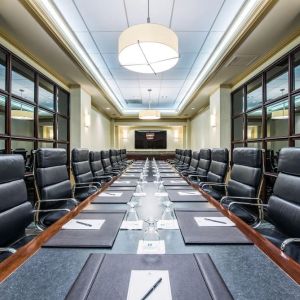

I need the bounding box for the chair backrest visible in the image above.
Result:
[35,148,72,208]
[196,149,211,175]
[121,149,126,161]
[227,148,262,198]
[89,151,105,177]
[268,148,300,237]
[72,148,93,184]
[179,150,187,163]
[109,149,118,166]
[207,148,229,184]
[189,151,200,170]
[0,155,32,246]
[101,150,113,172]
[13,148,27,163]
[116,150,122,162]
[175,149,181,161]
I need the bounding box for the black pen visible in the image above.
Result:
[204,218,227,224]
[76,220,92,227]
[141,277,162,300]
[104,192,116,195]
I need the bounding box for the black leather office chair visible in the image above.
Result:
[121,149,133,164]
[219,148,263,225]
[228,148,300,262]
[101,150,122,175]
[89,151,115,181]
[175,150,192,170]
[188,149,211,183]
[181,151,200,176]
[199,148,229,200]
[34,148,79,228]
[72,148,101,197]
[171,149,184,165]
[167,149,181,164]
[110,149,126,170]
[0,155,34,260]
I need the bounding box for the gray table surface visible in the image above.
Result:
[1,171,300,300]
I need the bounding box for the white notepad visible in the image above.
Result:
[137,240,166,254]
[170,180,185,183]
[178,191,200,196]
[99,192,122,197]
[133,192,146,197]
[62,219,105,230]
[194,217,235,227]
[154,192,168,197]
[127,270,172,300]
[121,220,144,230]
[115,181,131,184]
[157,220,179,230]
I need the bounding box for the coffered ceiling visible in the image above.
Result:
[49,0,257,114]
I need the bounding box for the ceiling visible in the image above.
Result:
[51,0,254,113]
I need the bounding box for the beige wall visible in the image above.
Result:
[70,87,111,150]
[190,87,231,150]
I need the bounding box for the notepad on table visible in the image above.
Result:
[170,180,185,183]
[121,220,143,230]
[157,220,179,230]
[133,192,146,197]
[99,192,122,197]
[127,270,172,300]
[154,192,168,197]
[137,240,165,254]
[194,217,235,227]
[62,219,105,230]
[178,191,200,196]
[115,181,131,184]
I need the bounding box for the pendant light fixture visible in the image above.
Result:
[139,89,161,120]
[118,0,179,74]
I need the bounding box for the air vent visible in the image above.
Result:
[226,55,257,67]
[125,99,143,104]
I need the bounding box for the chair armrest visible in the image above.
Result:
[95,175,113,181]
[75,182,100,189]
[33,208,71,213]
[221,196,263,206]
[201,182,227,189]
[38,198,78,205]
[281,238,300,251]
[0,247,17,254]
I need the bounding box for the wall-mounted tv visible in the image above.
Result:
[135,130,167,149]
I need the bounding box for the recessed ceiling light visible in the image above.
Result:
[106,107,110,110]
[191,107,195,110]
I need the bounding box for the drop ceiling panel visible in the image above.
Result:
[177,32,208,53]
[74,0,127,31]
[171,0,224,31]
[125,0,173,27]
[91,32,120,53]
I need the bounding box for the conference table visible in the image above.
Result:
[0,161,299,299]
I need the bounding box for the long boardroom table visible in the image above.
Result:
[0,161,299,299]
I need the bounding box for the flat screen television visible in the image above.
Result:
[135,130,167,149]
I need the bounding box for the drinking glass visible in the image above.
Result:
[125,202,139,222]
[161,202,175,221]
[143,218,160,242]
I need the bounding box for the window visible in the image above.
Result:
[0,95,6,134]
[266,58,288,101]
[57,143,68,151]
[57,115,68,141]
[0,50,6,91]
[294,94,300,134]
[266,99,288,138]
[39,77,54,110]
[232,89,244,116]
[57,89,69,116]
[233,143,244,148]
[12,58,35,102]
[247,141,262,149]
[0,45,70,170]
[11,99,35,137]
[38,109,54,139]
[293,50,300,91]
[233,116,244,141]
[266,140,289,172]
[247,76,262,110]
[247,108,262,139]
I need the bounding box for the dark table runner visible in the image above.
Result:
[65,253,233,300]
[175,211,252,245]
[167,189,208,202]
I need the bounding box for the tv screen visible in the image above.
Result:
[135,130,167,149]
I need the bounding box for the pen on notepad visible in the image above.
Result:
[104,192,116,195]
[203,218,227,224]
[76,221,92,227]
[140,277,162,300]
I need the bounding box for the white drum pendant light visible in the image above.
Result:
[118,0,178,74]
[139,89,161,120]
